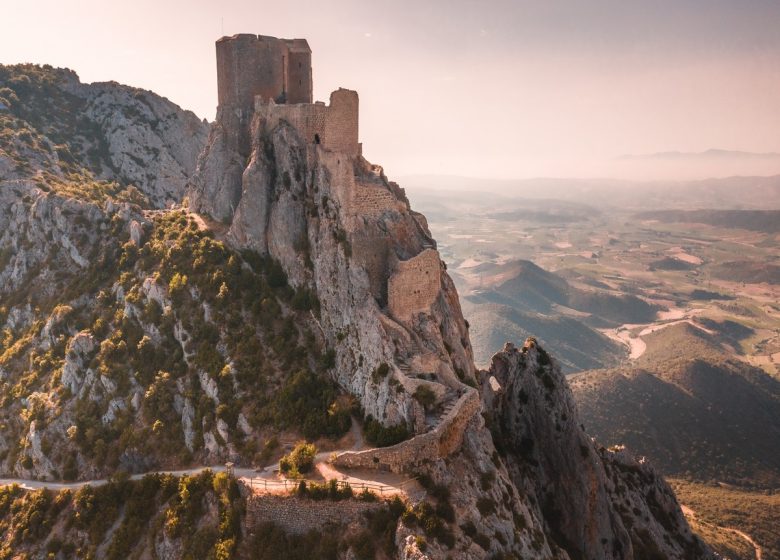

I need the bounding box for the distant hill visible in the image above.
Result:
[571,323,780,488]
[636,209,780,234]
[619,149,780,161]
[480,259,658,325]
[710,260,780,284]
[456,259,659,371]
[462,300,625,371]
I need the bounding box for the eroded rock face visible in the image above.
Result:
[481,339,713,560]
[62,72,209,207]
[189,104,475,432]
[0,66,207,208]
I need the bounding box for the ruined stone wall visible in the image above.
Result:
[352,181,405,217]
[388,249,442,322]
[244,494,383,535]
[256,89,360,157]
[286,41,313,104]
[333,388,482,473]
[217,34,286,108]
[323,89,359,156]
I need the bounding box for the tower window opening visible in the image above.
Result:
[314,134,321,144]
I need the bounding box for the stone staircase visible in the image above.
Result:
[425,388,457,429]
[438,389,459,421]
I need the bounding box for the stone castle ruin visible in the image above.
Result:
[216,34,360,157]
[208,35,479,472]
[215,33,440,319]
[216,34,313,108]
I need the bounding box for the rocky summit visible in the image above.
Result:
[0,38,712,560]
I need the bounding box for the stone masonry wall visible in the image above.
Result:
[388,249,442,322]
[352,181,405,217]
[285,41,312,104]
[256,88,359,157]
[244,493,383,535]
[333,388,482,474]
[216,34,312,109]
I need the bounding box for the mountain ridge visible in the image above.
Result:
[0,60,712,559]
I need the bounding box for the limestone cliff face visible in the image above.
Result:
[1,65,208,208]
[482,340,712,560]
[189,102,475,430]
[1,62,713,560]
[188,100,712,559]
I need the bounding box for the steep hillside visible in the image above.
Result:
[669,479,780,560]
[0,64,207,207]
[571,323,780,487]
[0,59,711,560]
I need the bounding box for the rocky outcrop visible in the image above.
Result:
[481,339,713,559]
[0,65,208,207]
[0,60,714,560]
[189,100,475,433]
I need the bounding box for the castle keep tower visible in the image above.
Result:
[216,34,313,109]
[215,33,360,158]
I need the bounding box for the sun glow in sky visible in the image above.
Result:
[2,0,779,180]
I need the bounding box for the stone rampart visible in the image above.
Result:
[244,493,383,535]
[256,88,359,157]
[388,249,442,322]
[352,182,405,217]
[332,388,481,473]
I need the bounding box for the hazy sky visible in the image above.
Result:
[2,0,779,179]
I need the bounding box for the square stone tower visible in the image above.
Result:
[216,34,313,110]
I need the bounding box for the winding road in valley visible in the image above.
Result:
[681,505,763,560]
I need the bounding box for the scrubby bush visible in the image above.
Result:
[363,415,409,447]
[279,441,316,477]
[413,385,437,409]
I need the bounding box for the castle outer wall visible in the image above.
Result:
[255,89,360,158]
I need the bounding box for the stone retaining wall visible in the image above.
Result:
[333,388,482,474]
[244,493,383,535]
[387,249,442,322]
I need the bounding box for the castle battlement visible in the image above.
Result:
[216,34,359,158]
[255,88,360,157]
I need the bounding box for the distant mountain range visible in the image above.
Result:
[618,149,780,161]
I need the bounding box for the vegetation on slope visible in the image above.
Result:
[571,324,780,487]
[669,479,779,560]
[0,470,242,560]
[0,209,351,478]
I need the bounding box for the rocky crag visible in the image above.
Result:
[0,43,713,560]
[183,34,713,559]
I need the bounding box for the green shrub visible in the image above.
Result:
[363,415,409,447]
[279,441,316,477]
[413,385,437,409]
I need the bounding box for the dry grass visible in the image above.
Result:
[669,478,780,560]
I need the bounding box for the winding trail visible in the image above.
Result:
[0,422,420,499]
[681,504,763,560]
